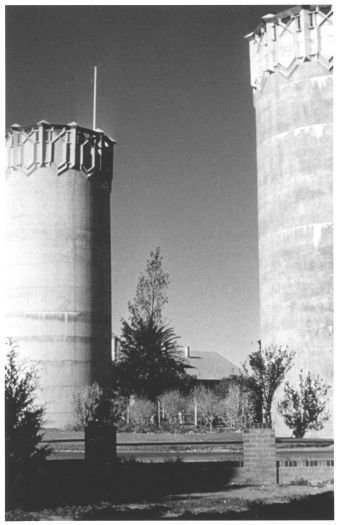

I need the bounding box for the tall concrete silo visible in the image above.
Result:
[246,6,333,434]
[5,121,115,428]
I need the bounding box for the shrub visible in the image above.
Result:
[107,392,130,429]
[129,398,157,431]
[73,383,103,429]
[192,387,224,431]
[278,370,330,437]
[159,390,189,427]
[215,375,256,428]
[290,478,309,486]
[218,382,252,428]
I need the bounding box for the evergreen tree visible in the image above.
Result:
[127,247,169,325]
[5,338,50,473]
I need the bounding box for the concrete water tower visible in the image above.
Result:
[5,121,115,428]
[246,6,333,434]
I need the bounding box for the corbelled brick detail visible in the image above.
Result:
[243,425,276,485]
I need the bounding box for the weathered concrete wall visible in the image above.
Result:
[5,122,115,428]
[246,6,333,435]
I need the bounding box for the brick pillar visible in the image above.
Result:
[243,423,276,485]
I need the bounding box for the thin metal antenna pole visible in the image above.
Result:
[93,66,97,130]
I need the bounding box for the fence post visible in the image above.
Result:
[243,423,276,485]
[85,421,117,468]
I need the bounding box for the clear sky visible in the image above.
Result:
[6,4,289,367]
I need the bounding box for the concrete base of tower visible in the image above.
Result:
[39,382,108,430]
[6,330,112,429]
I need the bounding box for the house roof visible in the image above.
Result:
[184,351,241,381]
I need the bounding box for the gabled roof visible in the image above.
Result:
[184,351,241,381]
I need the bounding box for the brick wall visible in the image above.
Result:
[241,425,334,486]
[277,448,334,485]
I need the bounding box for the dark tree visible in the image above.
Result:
[115,317,188,401]
[127,247,169,325]
[243,341,295,424]
[5,338,50,505]
[278,370,329,437]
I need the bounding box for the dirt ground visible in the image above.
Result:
[6,482,334,520]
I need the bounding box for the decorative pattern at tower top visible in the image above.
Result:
[6,120,116,191]
[245,5,333,93]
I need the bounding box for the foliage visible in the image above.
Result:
[160,390,189,426]
[116,317,188,401]
[108,389,130,424]
[128,247,169,325]
[73,383,103,428]
[129,398,157,430]
[243,341,295,424]
[5,338,50,496]
[192,387,224,431]
[73,383,132,429]
[289,478,310,486]
[214,375,238,399]
[219,383,243,427]
[167,372,197,397]
[215,374,262,424]
[278,370,330,437]
[215,375,255,428]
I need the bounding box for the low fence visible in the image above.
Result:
[42,434,244,461]
[7,425,334,510]
[41,425,334,486]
